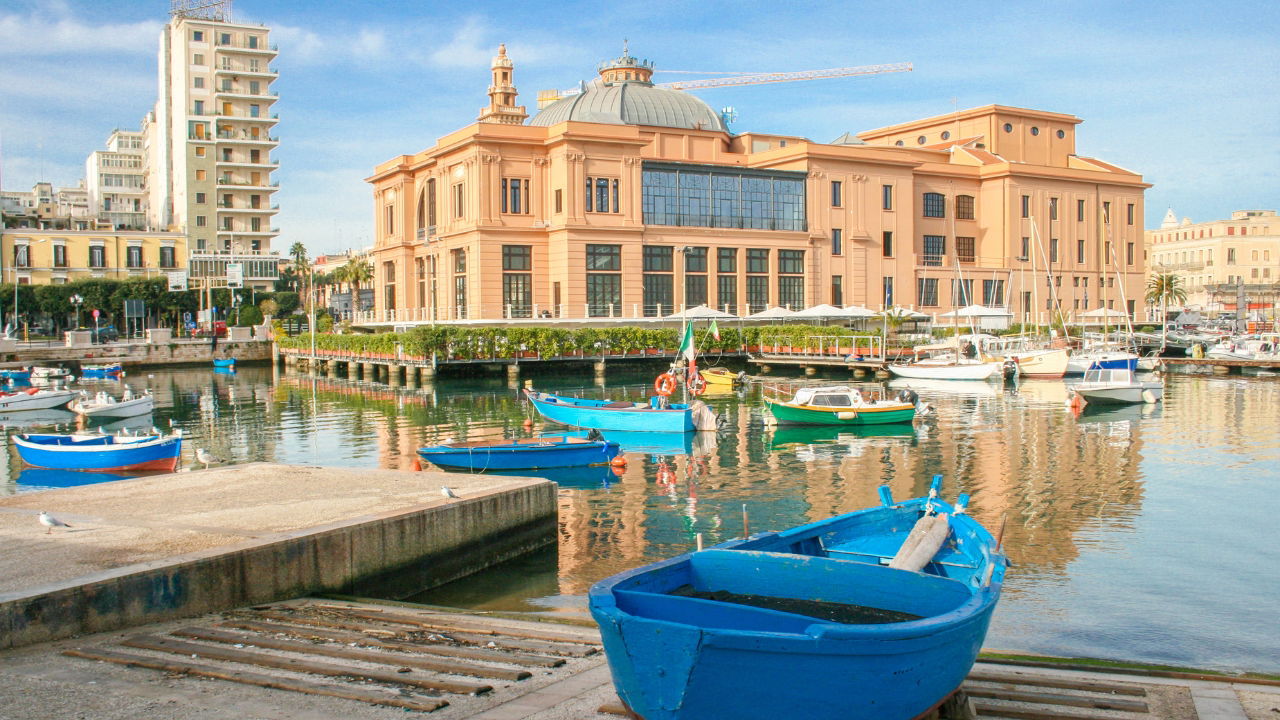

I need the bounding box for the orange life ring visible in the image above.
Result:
[687,374,707,396]
[654,372,678,396]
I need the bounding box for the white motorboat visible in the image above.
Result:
[1065,349,1139,375]
[30,366,72,379]
[70,387,155,418]
[1071,369,1163,406]
[1206,335,1279,361]
[0,388,79,412]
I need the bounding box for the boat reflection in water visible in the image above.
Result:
[0,409,77,429]
[1009,379,1071,406]
[559,428,719,458]
[768,423,916,448]
[1075,402,1163,423]
[15,466,167,491]
[488,464,623,488]
[889,377,1002,397]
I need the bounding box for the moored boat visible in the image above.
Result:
[699,367,744,386]
[764,384,918,426]
[417,435,620,471]
[30,366,72,380]
[81,363,124,378]
[1064,350,1138,375]
[1071,368,1163,406]
[69,388,155,418]
[213,358,237,368]
[0,368,32,382]
[13,430,183,472]
[524,388,718,432]
[887,358,1001,381]
[590,476,1007,720]
[0,388,78,412]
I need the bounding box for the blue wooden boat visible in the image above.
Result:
[589,476,1007,720]
[417,435,620,471]
[0,368,31,382]
[80,363,124,378]
[523,388,717,433]
[212,358,236,368]
[13,431,183,472]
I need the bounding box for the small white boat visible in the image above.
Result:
[30,366,72,379]
[1206,335,1279,361]
[1072,369,1163,406]
[70,387,155,418]
[887,358,1001,381]
[0,388,78,412]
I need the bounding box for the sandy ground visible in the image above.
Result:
[0,464,544,596]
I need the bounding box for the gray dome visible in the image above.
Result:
[530,81,728,133]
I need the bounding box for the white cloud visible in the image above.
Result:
[271,24,326,65]
[427,17,492,69]
[0,7,160,56]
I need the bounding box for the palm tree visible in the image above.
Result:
[342,257,373,312]
[288,242,310,286]
[1146,273,1187,348]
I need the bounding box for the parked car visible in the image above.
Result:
[84,325,119,343]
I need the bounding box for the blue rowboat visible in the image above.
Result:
[590,476,1007,720]
[523,388,717,433]
[213,358,237,368]
[13,431,183,472]
[417,435,620,471]
[80,363,124,378]
[0,368,31,382]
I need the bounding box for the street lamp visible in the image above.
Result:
[70,294,84,329]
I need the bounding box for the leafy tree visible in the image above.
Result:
[237,305,264,326]
[343,256,373,294]
[258,298,279,317]
[1145,273,1187,308]
[273,291,300,315]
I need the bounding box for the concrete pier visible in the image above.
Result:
[0,464,555,650]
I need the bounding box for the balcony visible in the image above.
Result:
[216,112,279,125]
[215,177,280,190]
[214,88,279,101]
[216,205,279,215]
[213,65,279,78]
[214,157,279,169]
[215,131,278,144]
[214,40,278,56]
[188,250,282,280]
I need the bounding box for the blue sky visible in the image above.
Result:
[2,0,1277,256]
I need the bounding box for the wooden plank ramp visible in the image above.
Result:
[61,598,605,716]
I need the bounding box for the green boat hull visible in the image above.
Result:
[766,400,916,426]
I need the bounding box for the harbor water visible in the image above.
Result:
[4,363,1277,675]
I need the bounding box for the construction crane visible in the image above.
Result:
[538,62,912,108]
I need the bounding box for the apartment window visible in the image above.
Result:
[949,196,972,221]
[1021,194,1030,218]
[882,184,893,210]
[831,275,843,305]
[159,247,175,268]
[923,235,945,266]
[1077,199,1086,222]
[1127,242,1134,266]
[882,231,893,258]
[831,228,842,256]
[501,178,529,214]
[219,32,231,45]
[746,248,769,274]
[684,246,707,273]
[249,217,261,231]
[831,180,842,207]
[195,215,207,227]
[126,246,143,268]
[917,278,939,307]
[196,169,206,181]
[554,189,563,214]
[923,192,945,218]
[717,275,737,312]
[956,236,975,263]
[248,35,260,49]
[89,246,106,268]
[53,245,67,268]
[1227,248,1236,264]
[13,245,29,268]
[1049,238,1059,263]
[194,100,205,115]
[1049,197,1059,221]
[1127,203,1135,225]
[193,30,204,41]
[194,77,204,89]
[249,80,260,94]
[193,53,204,65]
[882,276,894,306]
[452,183,464,218]
[195,146,206,157]
[1077,239,1085,263]
[717,247,737,273]
[249,104,260,118]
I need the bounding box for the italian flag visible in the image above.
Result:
[679,321,696,362]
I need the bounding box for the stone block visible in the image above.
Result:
[64,331,93,348]
[0,337,15,352]
[146,328,173,344]
[226,326,253,342]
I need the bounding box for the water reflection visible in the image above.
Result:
[1,364,1276,673]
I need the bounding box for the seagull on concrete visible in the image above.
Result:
[39,511,71,534]
[441,486,460,501]
[196,448,221,469]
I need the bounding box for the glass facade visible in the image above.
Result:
[642,162,806,231]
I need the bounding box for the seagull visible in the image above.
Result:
[441,486,460,501]
[39,511,71,534]
[196,448,221,468]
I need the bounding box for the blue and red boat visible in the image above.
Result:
[523,388,718,433]
[80,363,124,378]
[13,431,183,472]
[589,476,1007,720]
[417,435,620,472]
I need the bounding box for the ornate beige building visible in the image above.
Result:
[367,47,1149,324]
[1147,209,1280,313]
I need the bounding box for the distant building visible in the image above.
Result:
[1,182,96,230]
[0,228,187,287]
[86,129,148,230]
[367,45,1149,324]
[1147,209,1280,313]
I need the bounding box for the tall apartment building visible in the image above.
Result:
[86,129,147,230]
[148,0,280,290]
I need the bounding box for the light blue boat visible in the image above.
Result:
[212,358,237,368]
[523,388,717,433]
[589,476,1007,720]
[417,435,620,471]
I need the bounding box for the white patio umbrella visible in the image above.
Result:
[747,306,798,319]
[664,304,738,320]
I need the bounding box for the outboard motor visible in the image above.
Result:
[896,388,919,406]
[735,370,749,385]
[1002,359,1019,380]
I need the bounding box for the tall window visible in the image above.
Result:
[89,246,106,268]
[777,250,804,308]
[882,231,893,257]
[923,235,945,266]
[585,176,619,213]
[1127,242,1134,266]
[643,246,674,316]
[747,276,769,313]
[54,245,68,268]
[502,245,532,318]
[1102,201,1111,224]
[717,275,737,313]
[554,189,563,213]
[382,261,396,311]
[1077,239,1085,264]
[426,179,437,228]
[452,249,467,319]
[586,244,622,317]
[501,178,529,214]
[1021,194,1030,218]
[685,247,708,307]
[831,275,843,305]
[831,228,842,256]
[1020,236,1030,260]
[1127,203,1135,225]
[923,192,945,218]
[955,195,975,220]
[882,184,893,211]
[126,246,143,268]
[951,278,973,306]
[1077,198,1086,222]
[1049,197,1059,221]
[452,183,464,219]
[717,247,737,273]
[982,279,1005,306]
[1049,238,1059,263]
[830,180,842,207]
[956,237,975,263]
[882,276,894,306]
[917,278,939,307]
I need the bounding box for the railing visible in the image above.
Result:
[753,335,884,362]
[350,303,882,325]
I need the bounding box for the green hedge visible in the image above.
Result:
[274,324,879,360]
